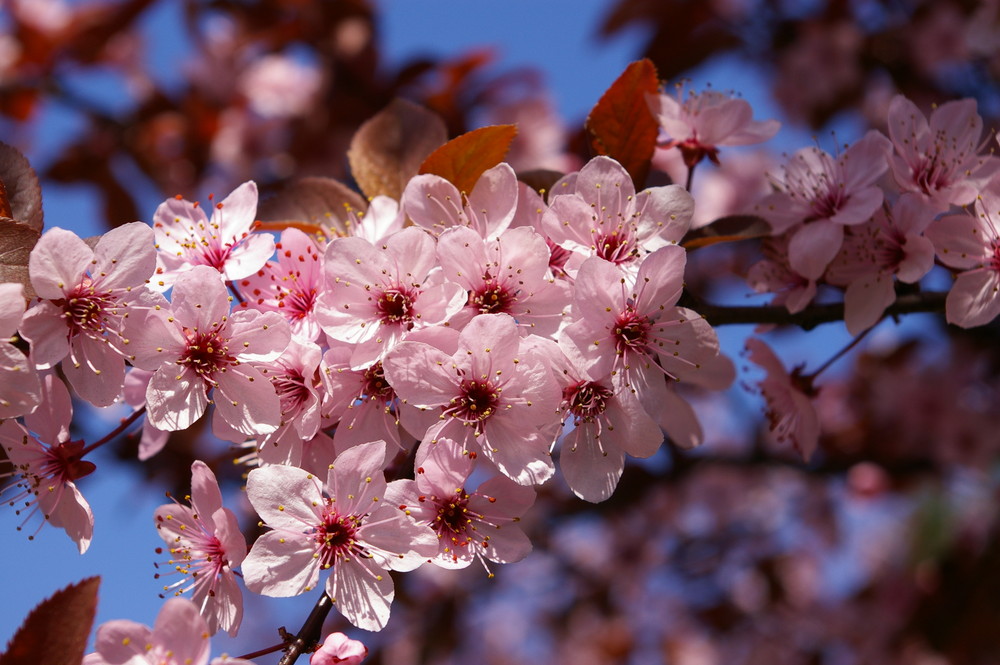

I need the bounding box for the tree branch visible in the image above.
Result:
[276,592,334,665]
[689,291,948,330]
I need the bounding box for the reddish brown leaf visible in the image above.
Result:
[257,177,368,237]
[681,214,771,250]
[418,124,517,195]
[0,576,100,665]
[0,219,40,299]
[349,99,448,201]
[585,59,659,187]
[0,142,43,232]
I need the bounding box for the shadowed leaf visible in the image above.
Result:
[0,219,40,299]
[585,59,659,187]
[257,177,368,237]
[349,99,448,201]
[0,142,43,232]
[418,124,517,195]
[681,214,771,249]
[0,576,100,665]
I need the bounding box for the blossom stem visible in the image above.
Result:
[805,325,875,381]
[276,591,335,665]
[236,642,289,661]
[78,406,146,457]
[685,163,696,192]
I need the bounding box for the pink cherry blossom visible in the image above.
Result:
[82,597,253,665]
[746,233,818,314]
[320,348,410,453]
[383,313,561,486]
[745,337,820,461]
[925,182,1000,327]
[387,437,535,570]
[436,225,568,336]
[126,265,290,435]
[561,246,733,393]
[154,461,247,637]
[317,227,466,369]
[887,94,1000,208]
[646,83,780,168]
[0,373,93,552]
[151,181,275,286]
[559,247,734,449]
[545,156,693,275]
[757,131,892,279]
[312,632,368,665]
[249,338,324,455]
[19,223,157,406]
[826,194,936,334]
[241,440,438,631]
[0,282,40,418]
[402,162,518,239]
[237,227,325,342]
[550,345,663,503]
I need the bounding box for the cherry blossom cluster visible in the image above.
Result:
[5,85,1000,648]
[1,152,733,635]
[750,94,1000,332]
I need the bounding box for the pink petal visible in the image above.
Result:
[946,270,1000,328]
[0,282,25,335]
[246,464,323,528]
[93,620,151,664]
[92,222,156,290]
[327,555,395,631]
[0,342,41,418]
[28,227,92,300]
[170,266,231,330]
[788,221,845,280]
[243,531,322,596]
[227,310,290,362]
[146,366,209,432]
[224,232,276,281]
[152,598,211,665]
[214,364,281,436]
[19,301,70,367]
[560,426,625,502]
[190,460,223,517]
[844,273,896,335]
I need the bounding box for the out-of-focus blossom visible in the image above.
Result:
[238,53,323,118]
[746,337,819,461]
[646,84,779,169]
[887,94,999,207]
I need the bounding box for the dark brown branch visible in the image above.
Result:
[691,291,948,330]
[276,592,334,665]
